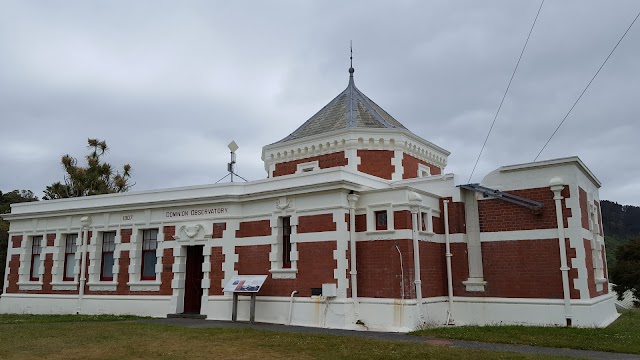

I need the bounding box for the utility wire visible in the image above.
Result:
[467,0,545,183]
[534,9,640,161]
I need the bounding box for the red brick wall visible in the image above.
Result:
[41,254,54,293]
[402,153,441,179]
[452,239,564,299]
[163,226,175,241]
[298,214,336,233]
[356,239,415,299]
[355,214,367,232]
[236,220,271,238]
[584,239,608,298]
[478,186,571,232]
[121,229,132,243]
[234,242,336,297]
[394,210,412,230]
[420,242,447,297]
[5,255,20,293]
[209,246,225,295]
[46,234,55,247]
[11,235,22,248]
[450,242,470,295]
[212,223,226,239]
[357,150,394,180]
[579,187,590,230]
[272,151,348,177]
[433,198,466,234]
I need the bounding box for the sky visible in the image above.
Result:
[1,0,639,205]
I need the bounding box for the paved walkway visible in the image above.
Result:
[141,318,640,360]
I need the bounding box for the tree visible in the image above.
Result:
[610,238,640,307]
[0,190,39,293]
[43,139,133,200]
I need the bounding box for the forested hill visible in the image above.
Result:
[601,200,640,265]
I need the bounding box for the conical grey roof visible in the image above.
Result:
[275,69,408,144]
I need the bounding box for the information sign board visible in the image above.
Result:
[223,275,268,293]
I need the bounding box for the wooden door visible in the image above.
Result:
[183,246,204,314]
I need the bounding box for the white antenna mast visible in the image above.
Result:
[216,140,248,183]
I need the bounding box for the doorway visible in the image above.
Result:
[183,245,204,314]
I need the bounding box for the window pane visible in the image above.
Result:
[65,253,75,280]
[142,251,157,279]
[143,229,158,241]
[66,234,78,253]
[32,236,42,254]
[103,232,116,252]
[31,254,40,279]
[142,229,158,251]
[101,252,114,280]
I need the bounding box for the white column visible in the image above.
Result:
[462,189,486,291]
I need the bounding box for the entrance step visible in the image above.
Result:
[167,313,207,320]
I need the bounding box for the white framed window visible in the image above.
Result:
[141,229,158,281]
[29,235,43,281]
[269,215,298,279]
[100,232,116,281]
[63,234,78,281]
[296,161,320,174]
[366,204,394,233]
[417,163,431,178]
[419,208,433,234]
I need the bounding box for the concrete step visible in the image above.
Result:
[167,313,207,320]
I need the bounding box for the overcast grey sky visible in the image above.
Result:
[1,0,639,205]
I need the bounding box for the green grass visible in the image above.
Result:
[0,314,573,360]
[412,309,640,354]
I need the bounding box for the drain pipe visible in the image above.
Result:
[443,200,454,325]
[408,192,424,323]
[347,192,360,321]
[77,216,92,315]
[550,178,572,326]
[287,290,298,325]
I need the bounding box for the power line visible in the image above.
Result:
[467,0,545,183]
[534,9,640,161]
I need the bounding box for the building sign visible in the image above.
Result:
[223,275,268,293]
[165,207,229,218]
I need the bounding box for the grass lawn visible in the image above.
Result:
[412,309,640,354]
[0,314,574,360]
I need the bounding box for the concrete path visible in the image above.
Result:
[141,318,640,360]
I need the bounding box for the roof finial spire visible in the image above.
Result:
[349,40,354,76]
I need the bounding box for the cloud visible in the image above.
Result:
[0,0,638,205]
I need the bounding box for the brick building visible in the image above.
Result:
[0,66,618,331]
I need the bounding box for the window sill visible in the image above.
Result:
[17,282,42,291]
[365,230,395,235]
[88,282,118,291]
[127,281,161,292]
[270,268,298,279]
[51,282,78,291]
[595,278,608,284]
[419,231,435,237]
